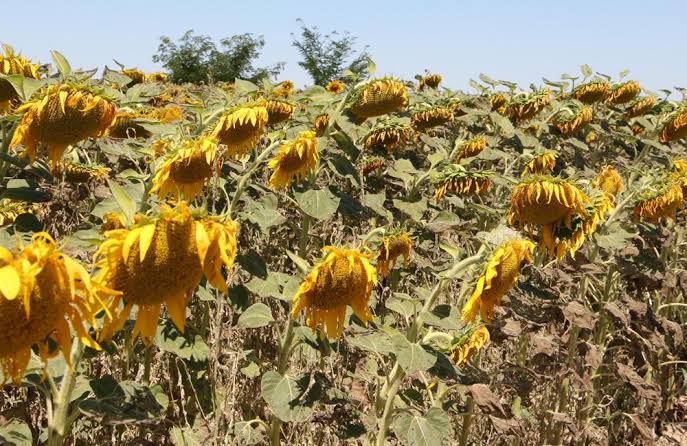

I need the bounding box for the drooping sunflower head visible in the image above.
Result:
[121,68,146,87]
[10,84,117,165]
[506,89,551,123]
[151,136,176,158]
[376,230,412,278]
[418,73,442,91]
[448,325,490,366]
[273,80,294,98]
[0,199,35,227]
[0,232,109,383]
[632,179,684,223]
[211,101,268,158]
[508,176,589,227]
[145,72,169,83]
[0,46,41,112]
[462,239,534,323]
[100,211,128,232]
[552,101,593,136]
[571,80,610,104]
[604,80,641,106]
[359,156,386,177]
[490,93,508,113]
[106,111,152,139]
[313,113,330,137]
[151,137,221,201]
[658,102,687,143]
[592,165,624,199]
[147,105,184,123]
[432,165,492,201]
[265,99,294,125]
[624,95,656,119]
[290,246,377,339]
[521,151,557,177]
[455,136,487,162]
[267,130,319,190]
[362,120,412,153]
[410,104,454,132]
[95,202,239,345]
[347,78,408,121]
[325,80,346,94]
[53,161,110,184]
[673,159,687,174]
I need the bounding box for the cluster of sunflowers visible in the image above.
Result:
[0,45,686,445]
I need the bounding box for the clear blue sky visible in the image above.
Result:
[4,0,686,92]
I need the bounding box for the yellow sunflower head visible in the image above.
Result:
[290,246,377,339]
[121,68,146,87]
[506,89,551,124]
[273,80,294,98]
[151,137,220,201]
[106,111,152,139]
[0,46,41,107]
[571,80,610,104]
[552,102,593,136]
[490,93,508,113]
[376,231,412,278]
[313,113,330,137]
[521,151,557,177]
[53,161,110,184]
[145,72,169,83]
[673,159,687,174]
[455,136,487,162]
[632,180,684,223]
[10,84,117,165]
[211,102,268,158]
[151,137,176,158]
[418,74,442,91]
[325,80,346,95]
[411,105,454,132]
[658,102,687,143]
[0,199,35,227]
[624,96,656,119]
[604,80,641,106]
[101,211,128,232]
[348,78,408,121]
[448,325,490,366]
[432,165,492,201]
[462,239,534,323]
[267,130,319,190]
[147,105,183,123]
[0,233,111,383]
[266,99,294,125]
[508,176,589,228]
[362,120,412,153]
[592,166,624,199]
[95,202,239,345]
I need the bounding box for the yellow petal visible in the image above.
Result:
[138,224,156,263]
[0,265,21,300]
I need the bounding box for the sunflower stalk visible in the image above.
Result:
[47,340,85,446]
[268,318,297,445]
[228,139,281,218]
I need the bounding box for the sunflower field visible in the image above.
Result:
[0,46,686,446]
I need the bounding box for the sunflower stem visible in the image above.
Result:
[47,340,84,446]
[228,140,281,219]
[458,395,475,446]
[268,318,297,445]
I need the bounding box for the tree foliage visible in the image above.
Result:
[291,20,370,86]
[152,30,284,84]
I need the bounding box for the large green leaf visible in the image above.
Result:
[295,188,340,220]
[260,371,314,422]
[106,180,137,222]
[0,420,32,446]
[237,303,275,328]
[347,332,395,355]
[393,408,453,446]
[392,335,436,374]
[50,50,72,77]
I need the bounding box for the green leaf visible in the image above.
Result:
[238,303,274,329]
[232,421,265,445]
[50,50,72,77]
[347,332,394,355]
[386,293,420,318]
[393,408,453,446]
[596,224,635,251]
[295,188,340,220]
[106,180,136,222]
[234,78,259,93]
[392,335,436,374]
[364,193,390,218]
[260,371,314,422]
[0,419,32,446]
[393,198,427,222]
[285,249,311,274]
[366,56,377,75]
[245,275,281,298]
[581,64,593,78]
[170,426,203,446]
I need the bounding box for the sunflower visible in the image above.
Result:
[348,78,408,121]
[585,130,598,144]
[211,102,268,158]
[267,130,319,190]
[624,96,656,119]
[604,81,641,106]
[326,80,345,94]
[360,156,386,176]
[362,121,412,153]
[631,122,645,136]
[432,165,492,201]
[0,233,111,383]
[0,199,35,227]
[521,151,556,176]
[314,114,330,137]
[95,202,239,345]
[411,105,454,132]
[658,103,687,143]
[121,68,146,87]
[490,93,508,113]
[449,325,490,366]
[145,72,169,83]
[446,97,466,116]
[266,100,294,125]
[53,161,110,183]
[462,239,534,323]
[552,103,593,136]
[506,89,551,124]
[273,80,294,98]
[508,176,589,227]
[673,159,687,174]
[454,136,487,162]
[633,182,684,223]
[10,84,117,166]
[151,137,221,201]
[151,137,176,158]
[418,74,442,91]
[290,246,376,339]
[100,212,127,232]
[106,111,152,139]
[571,81,610,104]
[592,166,624,199]
[0,46,41,112]
[148,105,183,123]
[376,231,412,278]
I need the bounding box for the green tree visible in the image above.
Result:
[291,20,370,86]
[152,30,284,84]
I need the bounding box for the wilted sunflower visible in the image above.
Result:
[53,161,110,183]
[0,233,110,383]
[448,325,490,366]
[376,231,412,278]
[631,122,645,136]
[585,130,598,144]
[446,97,466,116]
[455,136,487,162]
[552,102,593,136]
[265,100,294,125]
[462,239,534,323]
[290,246,376,339]
[604,81,641,106]
[211,102,268,158]
[418,74,442,91]
[521,151,556,177]
[360,156,386,176]
[151,137,175,158]
[95,202,239,345]
[362,121,412,153]
[490,93,508,113]
[273,80,294,98]
[106,111,152,139]
[506,89,551,124]
[10,84,117,166]
[348,78,408,121]
[673,159,687,174]
[145,72,169,83]
[592,165,624,199]
[633,181,684,223]
[624,96,656,119]
[326,80,345,94]
[432,165,492,201]
[151,137,221,201]
[411,105,454,132]
[0,46,41,112]
[313,114,330,137]
[100,212,128,232]
[0,199,35,227]
[267,130,319,190]
[148,105,183,123]
[121,68,146,87]
[658,103,687,143]
[571,80,610,104]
